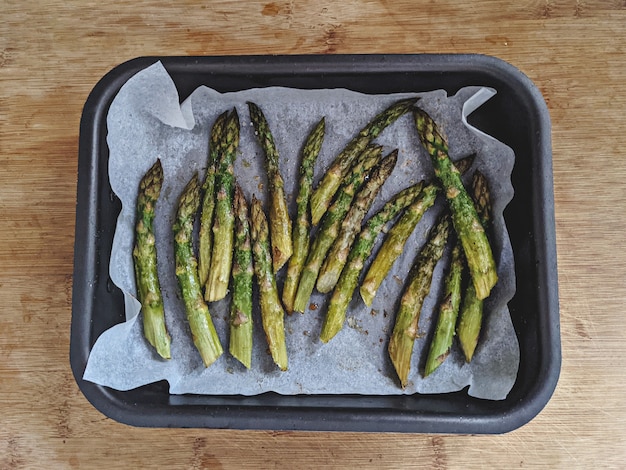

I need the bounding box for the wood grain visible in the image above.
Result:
[2,0,626,468]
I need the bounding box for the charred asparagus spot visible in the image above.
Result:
[320,181,424,343]
[457,170,493,362]
[452,153,476,175]
[292,144,383,313]
[424,242,464,377]
[205,108,240,302]
[133,159,171,359]
[317,149,398,294]
[471,169,492,227]
[248,101,293,273]
[283,117,326,313]
[250,196,288,371]
[198,111,228,288]
[414,108,497,300]
[310,97,418,225]
[229,184,254,368]
[173,174,223,367]
[389,213,450,388]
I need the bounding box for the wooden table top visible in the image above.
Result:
[2,1,625,467]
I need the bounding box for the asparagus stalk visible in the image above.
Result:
[414,108,497,300]
[248,102,293,273]
[320,181,424,343]
[389,213,450,388]
[282,118,326,313]
[457,282,482,362]
[360,183,439,306]
[292,144,383,313]
[310,98,417,225]
[250,196,288,370]
[173,174,223,367]
[205,109,240,301]
[229,185,254,368]
[471,169,492,226]
[133,159,171,359]
[457,170,493,362]
[198,111,228,288]
[424,242,464,377]
[316,149,398,294]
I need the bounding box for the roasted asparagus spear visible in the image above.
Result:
[389,213,450,388]
[248,102,293,272]
[424,242,464,377]
[282,118,326,313]
[310,98,417,225]
[360,183,439,306]
[457,170,493,362]
[173,174,223,367]
[205,109,240,302]
[198,111,228,288]
[292,145,383,313]
[250,196,288,370]
[320,181,424,343]
[316,149,398,293]
[414,108,497,300]
[133,159,171,359]
[229,185,254,368]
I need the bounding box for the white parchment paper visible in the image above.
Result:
[83,61,519,399]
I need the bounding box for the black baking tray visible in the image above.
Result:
[71,54,560,433]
